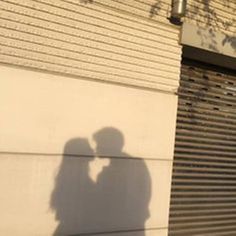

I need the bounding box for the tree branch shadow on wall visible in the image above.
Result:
[79,0,236,53]
[182,64,211,123]
[187,0,236,53]
[149,0,163,18]
[149,0,236,53]
[80,0,93,4]
[50,127,151,236]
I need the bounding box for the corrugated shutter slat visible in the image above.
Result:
[169,59,236,236]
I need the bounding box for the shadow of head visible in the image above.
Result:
[64,138,94,157]
[93,127,124,157]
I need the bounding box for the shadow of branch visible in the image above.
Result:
[80,0,93,4]
[149,0,163,18]
[188,0,236,53]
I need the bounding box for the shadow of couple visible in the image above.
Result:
[50,127,151,236]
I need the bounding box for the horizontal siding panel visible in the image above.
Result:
[188,0,236,13]
[0,19,180,69]
[136,0,170,7]
[135,0,235,36]
[0,34,179,80]
[2,0,178,42]
[0,2,178,47]
[0,31,179,75]
[0,0,181,91]
[65,0,176,34]
[0,18,180,65]
[186,8,236,26]
[132,0,172,20]
[0,44,179,89]
[188,0,236,19]
[0,53,179,93]
[113,0,168,13]
[93,0,171,25]
[0,54,176,92]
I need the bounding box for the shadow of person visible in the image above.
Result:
[50,138,96,235]
[92,127,151,236]
[51,127,151,236]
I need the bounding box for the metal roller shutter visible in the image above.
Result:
[169,58,236,236]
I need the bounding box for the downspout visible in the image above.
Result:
[171,0,187,19]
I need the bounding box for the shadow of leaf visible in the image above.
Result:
[149,0,162,18]
[188,0,235,53]
[222,35,236,51]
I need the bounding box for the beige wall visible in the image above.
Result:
[0,0,182,235]
[0,66,177,235]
